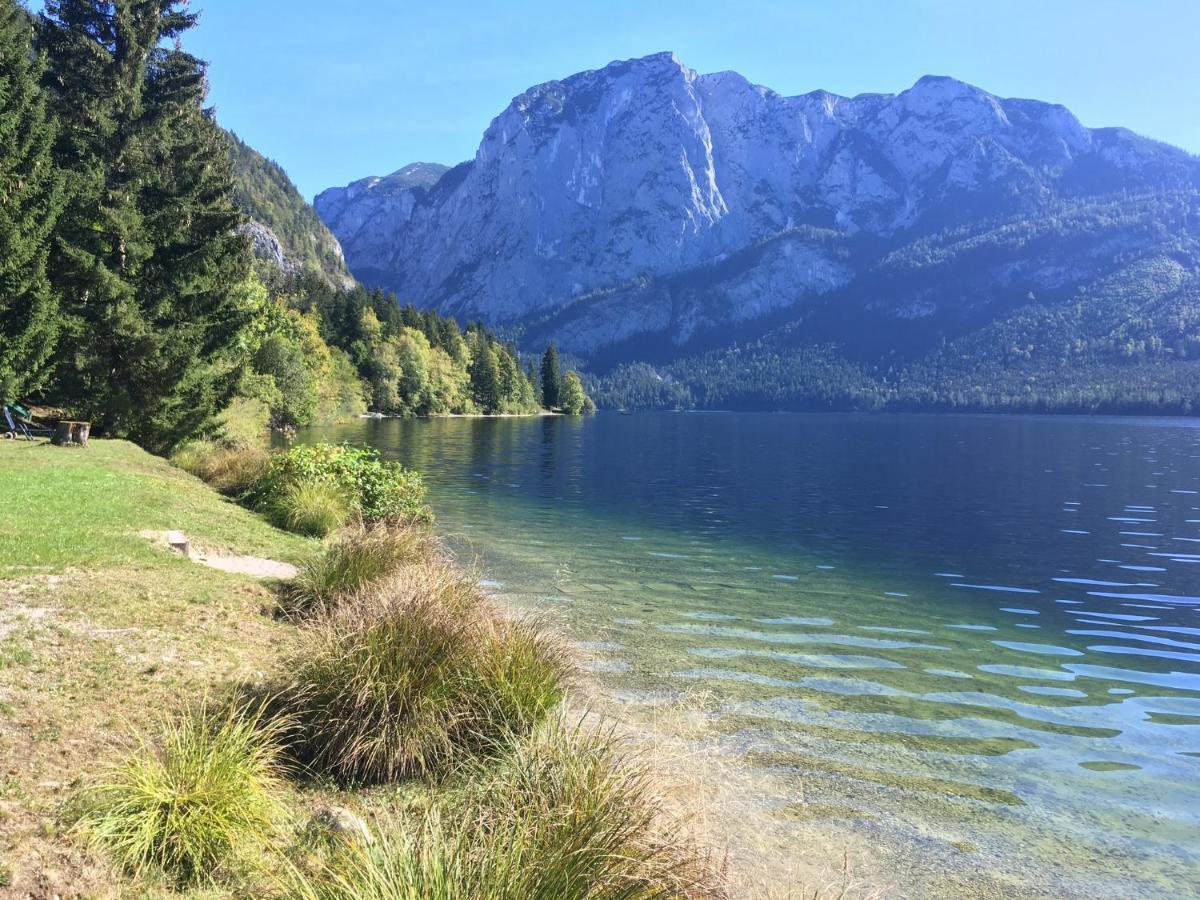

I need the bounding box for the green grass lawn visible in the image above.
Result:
[0,439,311,575]
[0,439,315,897]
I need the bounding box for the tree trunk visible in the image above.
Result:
[52,421,90,447]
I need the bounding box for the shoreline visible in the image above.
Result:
[0,439,731,896]
[359,410,561,420]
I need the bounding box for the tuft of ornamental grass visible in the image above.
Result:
[280,523,437,617]
[472,617,572,755]
[275,563,570,783]
[171,440,270,499]
[73,701,291,888]
[268,479,354,538]
[282,716,726,899]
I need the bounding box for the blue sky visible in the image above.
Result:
[176,0,1200,200]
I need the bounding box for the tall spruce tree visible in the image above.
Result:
[0,0,65,401]
[38,0,252,452]
[526,360,542,406]
[469,335,501,414]
[540,343,561,410]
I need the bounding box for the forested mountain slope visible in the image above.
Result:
[227,132,353,286]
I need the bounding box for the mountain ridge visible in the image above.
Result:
[313,53,1200,413]
[227,132,355,286]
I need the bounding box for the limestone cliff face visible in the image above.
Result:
[315,53,1199,356]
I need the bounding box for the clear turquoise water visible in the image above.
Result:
[296,413,1200,898]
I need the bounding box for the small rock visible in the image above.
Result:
[165,531,189,555]
[312,806,373,845]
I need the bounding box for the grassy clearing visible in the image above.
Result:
[0,439,309,896]
[0,440,310,574]
[0,439,727,898]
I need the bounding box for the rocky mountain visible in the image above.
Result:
[227,133,354,286]
[315,53,1200,412]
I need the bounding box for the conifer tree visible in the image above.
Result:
[540,342,561,410]
[0,0,65,401]
[526,360,542,407]
[38,0,252,451]
[469,335,501,413]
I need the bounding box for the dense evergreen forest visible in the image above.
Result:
[0,1,589,453]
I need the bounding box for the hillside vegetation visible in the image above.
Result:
[0,1,589,456]
[227,132,353,285]
[594,191,1200,414]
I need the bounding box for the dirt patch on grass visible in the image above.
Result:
[141,530,299,580]
[0,561,297,898]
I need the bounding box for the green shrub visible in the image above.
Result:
[283,718,725,899]
[282,524,436,617]
[171,440,270,498]
[74,702,289,888]
[256,443,430,524]
[269,480,353,537]
[275,565,568,783]
[216,395,273,448]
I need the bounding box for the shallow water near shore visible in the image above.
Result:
[294,412,1200,898]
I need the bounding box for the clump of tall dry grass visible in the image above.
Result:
[171,440,270,499]
[281,523,438,617]
[282,715,727,899]
[274,560,570,783]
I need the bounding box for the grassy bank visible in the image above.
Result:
[0,440,311,895]
[0,440,720,898]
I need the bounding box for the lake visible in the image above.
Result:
[294,412,1200,898]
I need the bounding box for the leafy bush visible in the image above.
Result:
[171,440,270,498]
[275,564,568,783]
[74,702,289,888]
[269,480,353,538]
[256,443,430,524]
[282,523,436,617]
[216,395,273,447]
[283,717,725,899]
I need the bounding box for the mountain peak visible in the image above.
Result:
[620,50,686,70]
[316,58,1199,357]
[897,73,998,109]
[383,162,449,189]
[912,73,977,90]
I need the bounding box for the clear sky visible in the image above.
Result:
[173,0,1200,200]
